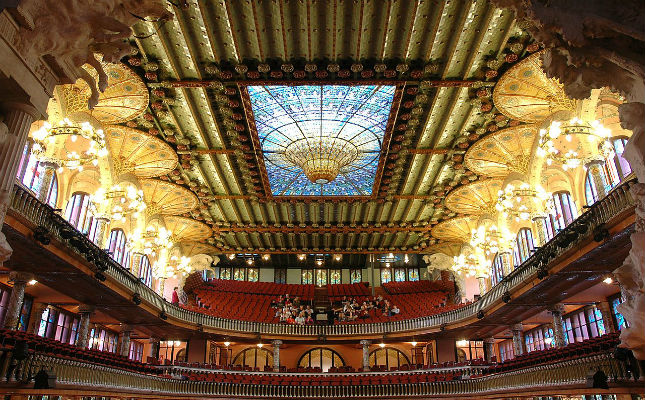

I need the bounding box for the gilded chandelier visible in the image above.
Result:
[495,183,552,222]
[31,119,108,170]
[536,118,613,170]
[91,184,146,222]
[283,137,359,184]
[470,224,513,257]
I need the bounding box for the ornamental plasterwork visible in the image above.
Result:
[444,179,505,215]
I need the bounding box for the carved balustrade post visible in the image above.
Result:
[511,323,525,357]
[271,339,282,372]
[3,271,33,330]
[75,305,95,348]
[0,103,40,266]
[548,304,566,347]
[360,340,371,371]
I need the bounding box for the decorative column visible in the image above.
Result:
[2,271,33,330]
[511,323,525,357]
[28,302,48,335]
[118,325,133,358]
[149,338,160,360]
[35,161,58,203]
[477,276,487,296]
[585,159,608,200]
[484,338,496,363]
[532,216,547,247]
[596,301,616,334]
[0,103,40,265]
[94,217,110,249]
[75,305,95,348]
[271,339,282,372]
[549,304,566,347]
[360,340,371,371]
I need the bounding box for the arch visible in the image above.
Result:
[512,228,535,267]
[107,228,128,266]
[490,254,505,286]
[64,191,94,233]
[297,347,345,372]
[232,347,273,370]
[368,347,410,370]
[138,255,153,287]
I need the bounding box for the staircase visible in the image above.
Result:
[314,286,330,311]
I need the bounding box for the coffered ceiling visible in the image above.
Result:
[125,0,525,256]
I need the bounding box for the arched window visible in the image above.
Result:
[490,254,505,286]
[350,269,362,283]
[512,228,535,266]
[608,137,631,181]
[64,192,94,233]
[380,268,392,284]
[297,348,345,372]
[369,347,410,370]
[394,268,406,282]
[232,347,273,370]
[107,229,128,265]
[549,191,577,232]
[19,147,58,207]
[138,255,152,287]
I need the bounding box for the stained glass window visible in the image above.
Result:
[380,268,392,284]
[350,269,362,283]
[394,268,406,282]
[247,268,259,282]
[512,228,535,266]
[302,269,313,284]
[220,267,232,280]
[315,269,328,286]
[408,268,419,281]
[329,269,341,284]
[611,296,629,330]
[233,268,246,281]
[247,85,396,196]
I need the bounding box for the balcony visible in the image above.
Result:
[3,180,637,338]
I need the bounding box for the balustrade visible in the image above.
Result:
[5,180,637,337]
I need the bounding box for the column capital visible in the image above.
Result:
[271,339,283,347]
[78,304,95,314]
[0,102,41,120]
[120,324,134,333]
[511,323,523,332]
[38,160,59,170]
[484,337,496,344]
[359,340,371,346]
[547,303,565,314]
[584,158,605,168]
[9,271,33,284]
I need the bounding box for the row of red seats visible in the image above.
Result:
[0,329,156,374]
[327,283,371,302]
[204,279,314,301]
[183,370,467,385]
[381,280,454,295]
[486,332,620,374]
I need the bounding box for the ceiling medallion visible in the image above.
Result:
[283,137,359,184]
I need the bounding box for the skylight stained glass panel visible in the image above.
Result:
[248,85,396,196]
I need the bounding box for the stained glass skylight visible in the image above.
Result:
[248,85,396,196]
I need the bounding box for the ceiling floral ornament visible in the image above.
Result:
[431,216,480,243]
[444,179,505,215]
[140,179,199,216]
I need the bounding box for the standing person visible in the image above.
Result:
[172,287,180,305]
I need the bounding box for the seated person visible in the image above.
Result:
[305,314,314,325]
[286,312,295,324]
[389,305,400,316]
[295,311,306,325]
[304,305,313,316]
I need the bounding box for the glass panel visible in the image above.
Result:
[329,269,341,284]
[380,268,392,284]
[220,267,232,280]
[302,269,313,285]
[394,268,406,282]
[248,85,396,196]
[315,269,327,286]
[233,268,245,281]
[350,269,362,283]
[408,268,419,282]
[247,268,258,282]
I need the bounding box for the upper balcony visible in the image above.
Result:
[1,180,636,340]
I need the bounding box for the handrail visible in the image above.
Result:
[5,350,633,398]
[6,179,636,337]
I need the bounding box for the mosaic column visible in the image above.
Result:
[94,217,110,249]
[511,323,525,357]
[28,302,48,335]
[596,301,616,334]
[272,339,282,372]
[360,340,371,371]
[532,216,547,247]
[500,251,513,276]
[585,159,608,201]
[119,325,133,358]
[130,252,144,278]
[149,338,160,360]
[484,338,496,363]
[477,276,487,296]
[2,271,33,330]
[35,161,58,203]
[75,305,95,348]
[0,103,40,265]
[549,304,566,347]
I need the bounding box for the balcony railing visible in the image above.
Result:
[4,351,634,398]
[7,179,636,337]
